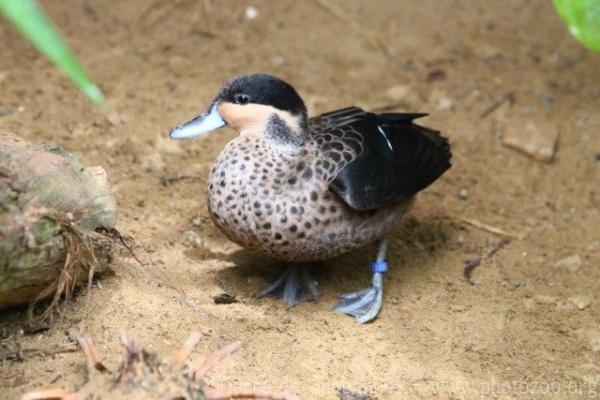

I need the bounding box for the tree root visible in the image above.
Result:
[23,332,300,400]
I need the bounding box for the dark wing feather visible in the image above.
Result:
[310,107,451,211]
[309,106,368,129]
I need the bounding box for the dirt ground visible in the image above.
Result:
[1,0,599,399]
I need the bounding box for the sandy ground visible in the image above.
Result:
[1,0,600,399]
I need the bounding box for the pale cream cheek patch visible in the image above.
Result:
[218,102,301,136]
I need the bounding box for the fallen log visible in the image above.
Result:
[0,128,117,313]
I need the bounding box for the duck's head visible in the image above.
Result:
[170,74,308,147]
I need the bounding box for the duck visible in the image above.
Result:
[170,74,451,323]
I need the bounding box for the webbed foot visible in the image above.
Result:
[334,272,383,324]
[334,240,389,324]
[256,264,320,307]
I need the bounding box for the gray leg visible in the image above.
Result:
[334,240,388,324]
[257,264,320,307]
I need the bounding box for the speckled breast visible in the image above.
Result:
[206,135,410,262]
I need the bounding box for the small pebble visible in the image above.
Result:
[184,230,204,248]
[524,217,538,227]
[0,105,25,117]
[429,88,453,111]
[436,96,453,111]
[556,299,577,311]
[426,68,447,82]
[536,91,554,105]
[555,324,570,335]
[548,52,560,63]
[271,54,285,65]
[458,188,469,200]
[244,6,259,20]
[534,294,557,305]
[523,298,536,310]
[568,295,592,311]
[553,254,583,273]
[503,309,514,328]
[385,85,410,101]
[191,216,204,227]
[577,329,600,352]
[588,332,600,352]
[106,112,124,126]
[212,293,239,305]
[336,387,376,400]
[141,152,165,172]
[502,120,557,163]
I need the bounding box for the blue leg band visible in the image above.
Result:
[371,261,388,273]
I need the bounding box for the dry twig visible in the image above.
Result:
[464,238,511,285]
[205,387,300,400]
[456,216,524,240]
[26,215,121,323]
[22,388,72,400]
[78,336,108,373]
[310,0,391,57]
[170,331,202,371]
[1,341,78,362]
[195,341,242,380]
[479,91,515,119]
[160,173,202,187]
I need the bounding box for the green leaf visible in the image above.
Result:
[0,0,106,105]
[554,0,600,53]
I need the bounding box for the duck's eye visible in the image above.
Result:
[233,93,250,105]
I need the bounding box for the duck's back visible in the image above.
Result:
[309,107,452,211]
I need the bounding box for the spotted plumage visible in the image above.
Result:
[170,74,451,323]
[207,133,412,262]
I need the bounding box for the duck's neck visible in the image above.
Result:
[265,112,309,151]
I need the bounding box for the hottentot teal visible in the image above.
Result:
[170,74,451,323]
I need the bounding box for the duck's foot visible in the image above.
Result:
[256,265,320,307]
[334,240,389,324]
[333,272,384,324]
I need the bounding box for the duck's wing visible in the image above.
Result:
[308,107,451,211]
